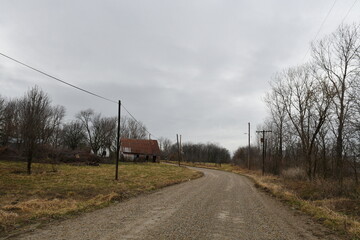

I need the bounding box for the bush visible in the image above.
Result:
[0,146,21,161]
[58,150,101,166]
[281,167,307,181]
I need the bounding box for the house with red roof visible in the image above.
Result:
[120,138,161,162]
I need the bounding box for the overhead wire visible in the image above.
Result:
[302,0,359,62]
[0,52,117,104]
[122,104,157,139]
[0,51,157,139]
[301,0,338,62]
[340,0,359,24]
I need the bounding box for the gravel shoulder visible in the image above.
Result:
[11,167,341,240]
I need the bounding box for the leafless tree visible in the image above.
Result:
[120,116,148,140]
[158,137,172,159]
[265,78,289,174]
[98,116,117,157]
[3,100,22,146]
[0,95,6,145]
[19,86,53,174]
[316,120,333,178]
[77,109,102,155]
[77,109,117,156]
[61,120,86,150]
[271,64,333,179]
[312,24,360,183]
[182,142,230,164]
[41,105,65,147]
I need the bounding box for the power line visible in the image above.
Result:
[122,104,157,139]
[341,0,358,24]
[302,0,359,62]
[302,0,338,62]
[0,51,157,139]
[0,52,117,104]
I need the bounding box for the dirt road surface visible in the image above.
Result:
[13,167,340,240]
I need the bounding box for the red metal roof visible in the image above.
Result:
[120,138,161,156]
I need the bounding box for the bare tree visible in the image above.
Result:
[1,99,22,146]
[158,137,172,159]
[272,64,333,179]
[19,86,52,174]
[0,95,6,145]
[98,116,117,157]
[316,120,333,178]
[61,120,86,150]
[312,24,360,183]
[182,142,230,164]
[121,116,148,139]
[265,79,288,174]
[77,109,102,155]
[41,105,65,147]
[77,109,117,156]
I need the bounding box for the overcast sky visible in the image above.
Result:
[0,0,359,153]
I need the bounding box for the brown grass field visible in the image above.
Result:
[175,161,360,239]
[0,161,202,236]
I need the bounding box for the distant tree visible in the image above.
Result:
[0,95,6,145]
[121,116,147,139]
[77,109,117,156]
[98,116,117,157]
[158,137,172,159]
[1,99,22,146]
[61,121,86,150]
[182,142,230,164]
[77,109,102,155]
[232,146,261,168]
[41,105,65,147]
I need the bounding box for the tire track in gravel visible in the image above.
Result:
[13,166,341,240]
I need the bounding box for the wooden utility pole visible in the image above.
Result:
[180,134,183,163]
[176,134,180,166]
[256,130,272,175]
[115,100,121,180]
[248,122,250,170]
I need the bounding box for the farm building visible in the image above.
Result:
[120,138,161,162]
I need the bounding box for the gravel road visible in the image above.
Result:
[13,167,340,240]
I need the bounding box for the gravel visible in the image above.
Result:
[13,167,340,240]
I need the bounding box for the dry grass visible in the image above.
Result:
[0,161,202,235]
[176,161,360,239]
[281,167,308,181]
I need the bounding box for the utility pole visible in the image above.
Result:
[176,134,180,166]
[248,122,250,170]
[180,134,183,163]
[256,130,272,176]
[115,100,121,180]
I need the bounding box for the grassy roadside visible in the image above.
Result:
[0,161,203,236]
[174,161,360,239]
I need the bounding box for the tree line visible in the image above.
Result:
[0,86,148,174]
[158,137,231,165]
[234,24,360,184]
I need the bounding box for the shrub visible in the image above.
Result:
[281,167,307,181]
[58,150,100,166]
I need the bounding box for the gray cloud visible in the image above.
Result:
[0,0,359,152]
